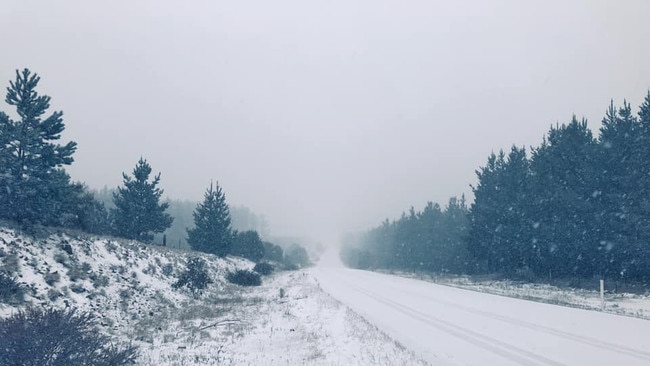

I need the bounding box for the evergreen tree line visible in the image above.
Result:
[92,188,270,249]
[340,197,470,273]
[0,69,294,265]
[342,92,650,283]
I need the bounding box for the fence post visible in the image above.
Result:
[600,279,605,311]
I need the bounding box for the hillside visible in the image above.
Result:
[0,227,428,365]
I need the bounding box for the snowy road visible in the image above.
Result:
[311,266,650,366]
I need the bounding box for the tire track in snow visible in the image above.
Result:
[350,270,650,363]
[341,277,566,366]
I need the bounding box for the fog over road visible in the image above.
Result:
[311,253,650,366]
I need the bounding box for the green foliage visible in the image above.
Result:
[70,186,112,234]
[253,262,274,275]
[0,69,91,228]
[262,241,284,263]
[469,147,533,274]
[0,307,138,365]
[467,94,650,281]
[187,182,232,256]
[231,230,265,262]
[343,92,650,284]
[151,201,269,250]
[0,272,25,305]
[172,257,213,296]
[284,244,311,269]
[341,197,470,273]
[111,158,173,243]
[226,269,261,286]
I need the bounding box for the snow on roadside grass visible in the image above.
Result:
[141,270,431,365]
[222,271,430,365]
[382,270,650,320]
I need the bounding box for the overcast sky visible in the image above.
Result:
[2,1,650,243]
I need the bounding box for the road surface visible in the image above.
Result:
[311,264,650,365]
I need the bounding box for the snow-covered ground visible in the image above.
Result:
[379,270,650,320]
[0,228,428,365]
[6,227,650,365]
[312,264,650,366]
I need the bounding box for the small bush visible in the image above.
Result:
[172,257,213,296]
[0,272,25,305]
[253,262,274,276]
[70,284,86,294]
[27,256,39,268]
[143,263,157,276]
[91,274,110,288]
[105,240,118,253]
[284,244,311,269]
[45,271,61,286]
[48,289,62,302]
[54,252,68,266]
[68,262,92,282]
[161,263,174,277]
[0,307,138,365]
[119,289,132,300]
[1,254,20,274]
[227,269,261,286]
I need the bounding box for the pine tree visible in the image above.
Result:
[111,158,173,242]
[468,150,506,272]
[0,69,77,225]
[441,196,471,273]
[634,92,650,279]
[187,182,232,256]
[529,117,600,277]
[596,101,642,279]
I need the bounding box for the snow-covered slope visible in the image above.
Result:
[0,228,251,326]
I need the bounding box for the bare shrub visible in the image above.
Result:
[0,272,25,305]
[91,273,110,288]
[68,262,92,282]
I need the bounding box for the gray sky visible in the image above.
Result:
[2,1,650,243]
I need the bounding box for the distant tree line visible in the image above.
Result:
[342,92,650,283]
[0,68,307,268]
[341,197,470,273]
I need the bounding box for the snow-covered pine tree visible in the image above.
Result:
[187,181,232,256]
[0,69,78,226]
[111,158,173,242]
